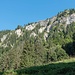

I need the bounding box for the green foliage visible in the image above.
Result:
[49,51,57,61]
[15,25,23,30]
[55,46,69,60]
[46,46,68,62]
[3,70,17,75]
[20,40,34,67]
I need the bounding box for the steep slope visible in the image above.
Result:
[0,9,75,72]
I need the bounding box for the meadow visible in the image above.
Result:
[1,58,75,75]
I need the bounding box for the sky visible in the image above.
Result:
[0,0,75,30]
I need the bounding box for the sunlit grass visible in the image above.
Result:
[50,57,75,64]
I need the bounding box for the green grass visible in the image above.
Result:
[1,58,75,75]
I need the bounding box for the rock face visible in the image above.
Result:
[66,17,70,25]
[1,35,7,42]
[44,32,48,41]
[38,27,46,33]
[25,23,37,31]
[15,29,22,37]
[46,25,51,32]
[30,32,37,37]
[25,14,75,33]
[66,14,75,24]
[39,20,49,26]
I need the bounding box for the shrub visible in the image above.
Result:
[55,46,69,60]
[3,69,17,75]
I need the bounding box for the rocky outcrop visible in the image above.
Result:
[38,27,46,33]
[30,32,37,37]
[15,29,22,37]
[25,23,38,31]
[1,34,7,42]
[44,32,48,41]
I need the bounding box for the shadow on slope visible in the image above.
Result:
[17,61,75,75]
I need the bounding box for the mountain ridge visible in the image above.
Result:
[0,9,75,71]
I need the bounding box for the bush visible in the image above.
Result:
[55,46,69,60]
[49,51,57,61]
[3,69,17,75]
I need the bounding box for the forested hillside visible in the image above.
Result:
[0,9,75,75]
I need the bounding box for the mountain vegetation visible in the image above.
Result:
[0,9,75,75]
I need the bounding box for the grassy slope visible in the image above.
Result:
[16,58,75,75]
[1,58,75,75]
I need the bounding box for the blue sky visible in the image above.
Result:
[0,0,75,30]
